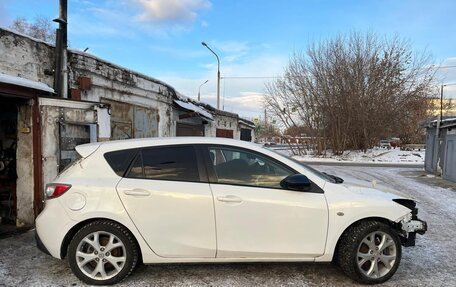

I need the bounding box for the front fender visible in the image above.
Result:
[315,186,411,262]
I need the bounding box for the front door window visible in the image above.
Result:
[208,147,293,188]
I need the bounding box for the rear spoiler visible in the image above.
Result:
[75,142,102,158]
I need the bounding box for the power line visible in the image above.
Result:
[437,65,456,69]
[222,76,283,79]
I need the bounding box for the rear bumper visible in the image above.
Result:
[35,199,73,259]
[35,230,51,256]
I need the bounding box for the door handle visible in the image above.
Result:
[217,195,242,203]
[123,189,151,196]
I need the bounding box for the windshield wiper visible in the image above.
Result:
[323,172,344,184]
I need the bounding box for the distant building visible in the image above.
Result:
[424,117,456,183]
[429,98,456,117]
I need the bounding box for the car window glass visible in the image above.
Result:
[266,148,336,183]
[209,147,293,188]
[128,146,200,182]
[128,153,144,178]
[104,149,138,176]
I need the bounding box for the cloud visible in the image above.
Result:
[132,0,211,24]
[223,92,267,116]
[67,0,211,39]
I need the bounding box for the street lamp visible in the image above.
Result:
[198,80,209,101]
[201,41,221,109]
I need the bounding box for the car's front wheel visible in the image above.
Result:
[68,220,139,285]
[337,220,402,284]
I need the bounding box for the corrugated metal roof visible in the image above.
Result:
[174,100,214,120]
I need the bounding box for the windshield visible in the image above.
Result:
[265,148,337,183]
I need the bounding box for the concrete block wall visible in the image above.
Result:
[0,29,54,88]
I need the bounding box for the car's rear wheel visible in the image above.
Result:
[68,220,139,285]
[337,220,402,284]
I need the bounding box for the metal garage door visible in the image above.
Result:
[424,128,436,172]
[240,128,252,141]
[176,123,204,136]
[216,128,234,138]
[443,134,456,182]
[102,99,158,139]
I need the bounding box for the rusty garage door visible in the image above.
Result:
[134,106,159,138]
[216,128,234,138]
[102,99,158,140]
[176,123,204,136]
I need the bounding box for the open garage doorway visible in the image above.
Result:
[0,97,22,234]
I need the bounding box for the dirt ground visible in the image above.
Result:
[0,166,455,287]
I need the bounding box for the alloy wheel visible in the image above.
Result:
[75,231,127,280]
[357,231,397,279]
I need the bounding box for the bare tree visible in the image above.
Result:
[265,32,435,154]
[10,16,55,43]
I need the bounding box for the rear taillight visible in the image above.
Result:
[45,184,72,199]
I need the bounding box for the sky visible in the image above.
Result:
[1,0,456,119]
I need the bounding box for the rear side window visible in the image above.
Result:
[127,146,200,182]
[104,149,138,176]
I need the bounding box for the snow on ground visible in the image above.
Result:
[273,146,425,165]
[0,165,454,286]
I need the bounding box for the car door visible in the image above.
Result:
[205,145,328,258]
[116,145,216,258]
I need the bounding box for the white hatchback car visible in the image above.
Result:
[35,137,426,285]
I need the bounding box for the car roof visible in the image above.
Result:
[77,137,263,155]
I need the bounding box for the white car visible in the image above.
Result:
[35,137,426,285]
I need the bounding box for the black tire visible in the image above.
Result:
[68,220,139,285]
[337,220,402,284]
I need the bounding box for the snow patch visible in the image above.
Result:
[174,99,214,120]
[0,73,54,93]
[275,147,425,165]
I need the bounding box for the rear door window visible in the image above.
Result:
[127,146,201,182]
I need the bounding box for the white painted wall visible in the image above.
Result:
[69,53,175,138]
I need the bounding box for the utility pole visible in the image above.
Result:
[201,42,221,109]
[264,109,267,128]
[53,0,68,98]
[440,84,446,121]
[433,84,445,174]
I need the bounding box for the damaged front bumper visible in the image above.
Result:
[399,208,427,247]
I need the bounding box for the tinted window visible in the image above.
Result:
[128,153,144,178]
[127,146,200,182]
[209,147,293,188]
[104,149,138,176]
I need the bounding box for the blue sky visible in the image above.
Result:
[1,0,456,118]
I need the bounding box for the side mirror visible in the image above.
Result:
[280,174,311,191]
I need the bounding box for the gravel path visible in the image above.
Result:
[0,166,454,286]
